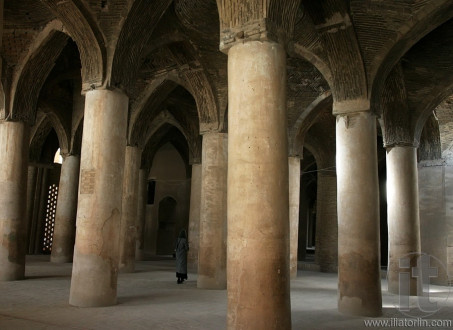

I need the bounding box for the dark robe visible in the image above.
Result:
[175,235,189,278]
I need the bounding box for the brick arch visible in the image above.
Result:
[416,113,442,162]
[40,0,106,91]
[110,0,172,90]
[29,112,68,163]
[71,117,84,156]
[141,124,191,178]
[129,75,206,152]
[139,113,200,168]
[6,23,68,123]
[216,0,300,45]
[130,39,221,133]
[289,91,332,157]
[370,1,453,113]
[44,111,70,156]
[129,79,180,146]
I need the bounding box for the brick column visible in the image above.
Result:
[69,89,128,307]
[0,121,29,280]
[197,132,227,289]
[187,162,202,273]
[386,145,421,295]
[51,155,80,263]
[336,111,382,316]
[289,156,301,278]
[119,146,141,272]
[227,40,291,328]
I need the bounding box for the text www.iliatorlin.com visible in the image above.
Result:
[364,318,452,328]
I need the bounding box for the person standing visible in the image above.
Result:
[175,229,189,284]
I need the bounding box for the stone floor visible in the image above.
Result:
[0,255,452,329]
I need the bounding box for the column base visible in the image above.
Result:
[69,253,118,307]
[50,255,73,263]
[338,297,382,317]
[197,275,226,290]
[119,263,135,273]
[0,263,25,281]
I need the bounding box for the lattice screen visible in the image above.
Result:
[42,184,58,253]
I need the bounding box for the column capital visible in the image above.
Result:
[218,0,299,54]
[200,130,228,137]
[81,85,128,98]
[384,142,419,150]
[418,159,445,168]
[332,98,370,116]
[189,157,201,166]
[220,19,287,53]
[0,118,32,127]
[60,152,81,159]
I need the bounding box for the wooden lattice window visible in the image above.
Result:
[43,184,58,253]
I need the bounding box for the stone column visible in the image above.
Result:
[336,111,382,316]
[25,166,38,253]
[51,155,80,263]
[289,156,301,278]
[227,41,291,328]
[135,168,147,261]
[29,167,44,253]
[386,146,420,295]
[119,146,141,273]
[69,89,128,307]
[0,121,29,280]
[197,132,227,289]
[188,163,202,273]
[315,170,338,272]
[34,167,49,254]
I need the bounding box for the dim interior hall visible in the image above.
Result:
[1,1,453,329]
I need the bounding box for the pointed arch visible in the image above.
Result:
[141,124,191,177]
[8,26,68,123]
[370,1,453,112]
[216,0,300,46]
[289,91,332,157]
[40,0,106,90]
[129,74,206,151]
[110,0,172,90]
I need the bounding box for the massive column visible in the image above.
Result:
[197,132,227,289]
[289,156,301,278]
[69,89,128,307]
[315,169,338,272]
[0,121,29,281]
[227,41,291,328]
[51,155,80,263]
[188,162,202,273]
[386,145,420,295]
[336,110,382,316]
[135,168,147,261]
[119,146,141,272]
[25,165,38,253]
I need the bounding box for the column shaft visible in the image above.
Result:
[25,166,38,253]
[0,121,29,280]
[51,155,80,263]
[336,112,382,316]
[119,146,141,272]
[34,168,48,253]
[197,133,227,289]
[227,41,291,329]
[69,89,128,307]
[289,157,300,278]
[386,146,420,295]
[135,169,147,261]
[315,172,338,272]
[188,163,202,273]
